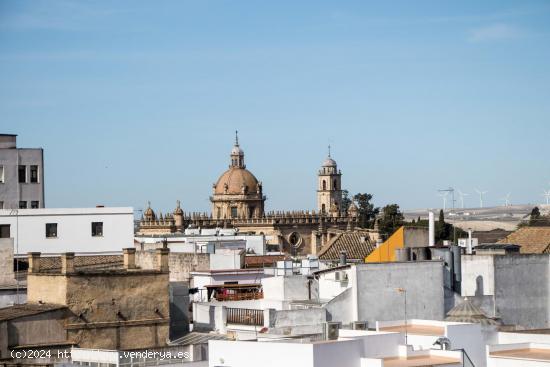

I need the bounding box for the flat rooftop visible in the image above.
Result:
[379,324,445,336]
[383,355,461,367]
[490,348,550,361]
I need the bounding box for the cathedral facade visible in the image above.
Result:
[137,133,359,255]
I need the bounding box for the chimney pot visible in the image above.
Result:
[61,252,75,274]
[156,248,169,272]
[123,248,136,270]
[27,252,41,274]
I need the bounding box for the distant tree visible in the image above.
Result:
[377,204,404,239]
[341,190,352,213]
[530,206,541,226]
[404,210,465,243]
[353,193,379,229]
[436,209,451,243]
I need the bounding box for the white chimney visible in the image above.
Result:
[428,211,435,247]
[467,229,473,254]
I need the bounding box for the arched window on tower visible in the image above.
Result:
[322,180,326,190]
[333,179,337,190]
[321,204,326,213]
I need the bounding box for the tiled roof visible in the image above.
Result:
[0,303,66,321]
[318,231,375,261]
[473,229,512,244]
[497,227,550,254]
[245,255,287,267]
[445,298,500,326]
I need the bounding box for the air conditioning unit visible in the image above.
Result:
[334,271,348,282]
[324,322,341,340]
[352,321,368,330]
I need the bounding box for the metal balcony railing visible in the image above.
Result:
[226,308,264,326]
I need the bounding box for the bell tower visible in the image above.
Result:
[317,145,342,214]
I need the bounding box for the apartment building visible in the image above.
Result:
[0,134,44,210]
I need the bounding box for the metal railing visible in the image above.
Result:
[215,291,263,301]
[453,348,476,367]
[226,308,264,326]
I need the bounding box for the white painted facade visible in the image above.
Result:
[376,319,486,367]
[0,207,134,253]
[191,269,270,302]
[461,254,495,297]
[487,343,550,366]
[208,330,463,367]
[134,232,267,255]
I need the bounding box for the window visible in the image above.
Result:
[321,204,326,213]
[30,165,39,183]
[231,207,238,218]
[0,165,4,183]
[31,201,39,209]
[322,180,326,190]
[333,179,338,190]
[0,225,10,238]
[0,201,3,209]
[18,165,26,183]
[19,201,27,209]
[46,223,57,238]
[91,222,103,237]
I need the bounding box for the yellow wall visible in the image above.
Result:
[365,226,404,263]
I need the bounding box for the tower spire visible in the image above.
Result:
[230,131,245,168]
[328,144,331,158]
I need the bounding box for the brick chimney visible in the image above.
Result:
[61,252,75,274]
[27,252,41,274]
[156,248,169,272]
[123,248,136,270]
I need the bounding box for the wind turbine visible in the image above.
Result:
[543,190,550,205]
[500,193,511,207]
[457,190,469,209]
[437,191,449,211]
[475,188,488,208]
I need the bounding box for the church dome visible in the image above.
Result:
[144,202,155,220]
[214,167,260,195]
[173,200,183,215]
[231,145,244,155]
[322,157,337,167]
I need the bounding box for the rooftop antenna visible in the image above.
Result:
[328,144,331,157]
[543,190,550,205]
[500,192,511,207]
[474,189,488,208]
[457,190,469,209]
[235,130,239,146]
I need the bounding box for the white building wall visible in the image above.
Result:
[461,255,495,296]
[208,340,315,367]
[0,207,134,253]
[209,250,244,270]
[318,268,352,300]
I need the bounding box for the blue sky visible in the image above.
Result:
[1,0,550,213]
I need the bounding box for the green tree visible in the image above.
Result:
[435,210,448,242]
[377,204,404,239]
[530,206,541,226]
[341,189,352,213]
[353,193,379,229]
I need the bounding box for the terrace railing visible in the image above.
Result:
[226,307,264,326]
